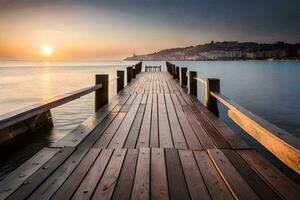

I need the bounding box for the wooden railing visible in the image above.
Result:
[166,61,300,174]
[145,65,162,72]
[0,61,142,146]
[0,84,103,130]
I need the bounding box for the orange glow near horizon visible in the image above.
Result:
[42,45,53,56]
[0,5,207,60]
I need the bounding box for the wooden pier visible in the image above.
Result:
[0,62,299,200]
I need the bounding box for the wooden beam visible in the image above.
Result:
[127,66,133,83]
[180,67,187,86]
[205,78,220,116]
[133,67,137,79]
[117,70,124,93]
[211,91,300,174]
[176,66,179,79]
[95,74,109,112]
[188,71,197,96]
[0,84,102,130]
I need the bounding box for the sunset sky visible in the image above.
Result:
[0,0,299,60]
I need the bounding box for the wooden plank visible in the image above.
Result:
[193,111,231,148]
[50,148,101,200]
[174,90,187,105]
[136,94,152,148]
[93,112,126,148]
[0,148,59,200]
[27,147,90,200]
[125,93,137,105]
[124,105,146,148]
[112,104,123,113]
[165,148,191,200]
[158,94,173,148]
[131,148,150,200]
[162,78,170,94]
[194,151,234,200]
[151,148,169,200]
[108,94,142,149]
[51,93,128,148]
[170,93,203,150]
[112,149,138,200]
[71,149,113,200]
[194,105,250,149]
[183,105,215,149]
[171,80,193,105]
[238,149,300,200]
[208,149,259,200]
[78,112,118,149]
[92,149,127,200]
[179,150,211,200]
[120,104,131,112]
[51,111,111,147]
[150,94,159,147]
[165,94,187,149]
[222,149,281,200]
[153,75,157,94]
[7,147,75,200]
[141,93,148,104]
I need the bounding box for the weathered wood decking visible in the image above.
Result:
[0,72,299,200]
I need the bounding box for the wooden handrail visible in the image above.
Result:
[194,77,207,84]
[0,84,102,129]
[109,76,119,82]
[210,91,300,174]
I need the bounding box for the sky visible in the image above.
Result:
[0,0,299,60]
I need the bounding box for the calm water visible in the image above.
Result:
[0,60,300,182]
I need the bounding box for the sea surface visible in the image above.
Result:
[0,60,300,182]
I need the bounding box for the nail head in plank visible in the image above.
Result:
[0,147,59,200]
[27,147,90,200]
[50,148,101,200]
[7,147,75,200]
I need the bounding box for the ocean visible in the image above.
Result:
[0,60,299,182]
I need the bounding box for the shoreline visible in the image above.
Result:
[125,58,300,61]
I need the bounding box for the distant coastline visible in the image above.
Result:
[124,41,300,61]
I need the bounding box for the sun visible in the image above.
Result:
[42,45,53,56]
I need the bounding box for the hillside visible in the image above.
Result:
[125,41,300,61]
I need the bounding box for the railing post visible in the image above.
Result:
[176,66,179,79]
[95,74,109,112]
[127,66,132,83]
[117,70,124,93]
[133,67,136,79]
[134,64,138,75]
[206,78,220,116]
[172,65,176,79]
[180,67,187,86]
[188,71,197,96]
